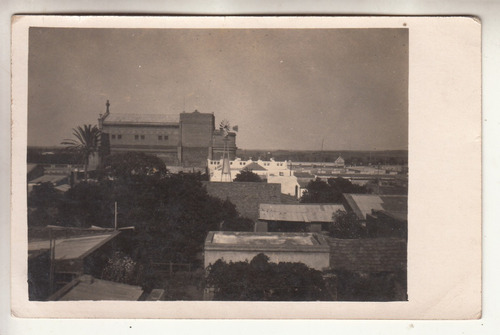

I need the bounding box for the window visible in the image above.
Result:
[279,172,284,176]
[117,134,122,139]
[141,135,145,140]
[164,135,168,140]
[135,135,139,140]
[111,134,116,139]
[158,135,162,140]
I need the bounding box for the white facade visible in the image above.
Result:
[207,158,292,182]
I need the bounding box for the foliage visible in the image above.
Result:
[99,152,168,180]
[61,124,101,180]
[234,169,263,182]
[332,270,407,301]
[101,251,138,285]
[206,253,332,301]
[219,217,255,232]
[28,182,63,227]
[58,181,114,228]
[300,177,369,203]
[329,209,366,238]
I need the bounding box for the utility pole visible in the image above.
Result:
[114,201,118,231]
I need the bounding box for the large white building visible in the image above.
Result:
[207,158,292,182]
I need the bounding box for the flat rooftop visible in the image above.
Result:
[205,231,329,252]
[259,203,345,223]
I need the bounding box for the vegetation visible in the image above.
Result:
[300,177,369,203]
[233,169,263,182]
[99,151,168,180]
[206,253,332,301]
[329,209,366,239]
[61,125,101,180]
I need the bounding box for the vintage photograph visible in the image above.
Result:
[25,26,408,302]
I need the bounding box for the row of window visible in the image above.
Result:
[110,134,169,141]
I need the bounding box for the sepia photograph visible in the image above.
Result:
[11,16,480,319]
[25,26,408,302]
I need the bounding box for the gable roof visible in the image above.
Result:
[343,194,407,220]
[259,203,345,222]
[243,162,267,171]
[328,237,407,272]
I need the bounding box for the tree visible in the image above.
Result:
[301,177,369,203]
[329,209,366,238]
[300,178,340,203]
[99,152,168,181]
[28,182,63,227]
[234,169,263,182]
[61,124,101,181]
[206,254,331,301]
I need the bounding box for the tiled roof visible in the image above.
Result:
[104,113,179,124]
[343,194,407,220]
[203,182,282,220]
[51,275,143,301]
[259,204,345,222]
[328,237,407,272]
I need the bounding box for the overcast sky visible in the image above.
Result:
[28,28,408,151]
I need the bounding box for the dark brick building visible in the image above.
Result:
[98,101,236,167]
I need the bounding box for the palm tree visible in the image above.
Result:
[61,125,101,181]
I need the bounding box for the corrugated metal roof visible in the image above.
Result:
[343,194,407,220]
[328,237,407,272]
[259,203,345,223]
[56,275,143,301]
[104,113,179,124]
[28,232,119,260]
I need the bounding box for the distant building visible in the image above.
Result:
[207,157,291,182]
[98,101,236,167]
[258,203,345,232]
[204,231,331,270]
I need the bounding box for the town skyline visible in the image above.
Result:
[28,28,408,151]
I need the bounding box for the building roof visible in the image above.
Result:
[28,232,120,260]
[28,174,68,185]
[49,275,144,301]
[243,162,267,171]
[27,163,39,174]
[205,231,330,252]
[259,203,345,223]
[328,237,407,272]
[103,113,179,125]
[343,194,407,220]
[203,181,282,220]
[294,172,315,178]
[54,184,71,192]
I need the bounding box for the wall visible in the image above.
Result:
[180,112,214,147]
[203,182,282,221]
[204,249,330,270]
